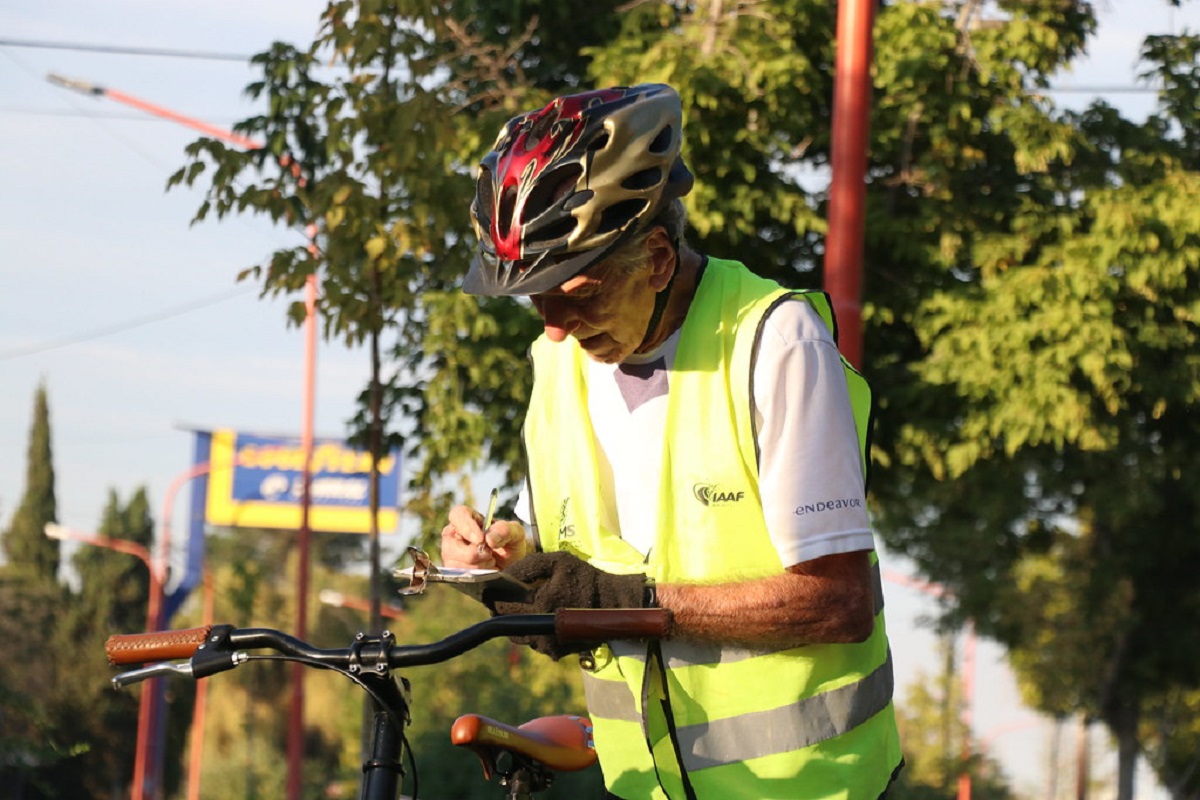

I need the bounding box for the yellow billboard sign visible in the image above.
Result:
[204,429,400,534]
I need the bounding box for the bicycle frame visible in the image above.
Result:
[106,609,671,800]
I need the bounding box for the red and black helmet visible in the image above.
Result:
[465,84,694,296]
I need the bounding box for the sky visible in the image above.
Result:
[2,2,1197,798]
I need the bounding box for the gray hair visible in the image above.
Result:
[605,199,689,275]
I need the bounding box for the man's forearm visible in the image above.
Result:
[657,552,876,646]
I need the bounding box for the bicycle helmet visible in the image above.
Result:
[465,84,694,296]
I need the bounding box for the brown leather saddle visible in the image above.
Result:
[451,713,597,780]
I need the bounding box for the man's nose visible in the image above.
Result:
[537,298,579,342]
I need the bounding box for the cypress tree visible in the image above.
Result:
[3,383,59,581]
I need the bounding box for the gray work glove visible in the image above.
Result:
[491,552,647,660]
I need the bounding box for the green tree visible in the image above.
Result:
[863,16,1200,799]
[0,384,72,798]
[166,0,673,555]
[0,486,196,799]
[2,384,59,581]
[54,488,197,799]
[586,0,835,281]
[0,571,83,799]
[890,643,1016,800]
[1140,686,1200,799]
[167,1,534,560]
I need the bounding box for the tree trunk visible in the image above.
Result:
[1075,716,1089,800]
[1112,700,1140,800]
[1047,717,1061,800]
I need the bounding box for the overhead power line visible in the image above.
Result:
[0,38,252,62]
[0,285,259,362]
[1045,85,1161,94]
[0,37,1167,93]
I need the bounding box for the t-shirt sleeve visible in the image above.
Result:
[514,483,539,545]
[754,299,876,567]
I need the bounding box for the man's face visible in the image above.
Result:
[529,255,658,365]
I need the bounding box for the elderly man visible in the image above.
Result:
[442,83,903,800]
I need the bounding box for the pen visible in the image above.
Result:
[478,488,499,557]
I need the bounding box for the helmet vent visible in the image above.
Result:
[562,189,594,211]
[622,167,663,191]
[649,125,674,154]
[521,164,583,223]
[597,199,649,235]
[529,217,577,247]
[497,186,517,240]
[476,169,495,221]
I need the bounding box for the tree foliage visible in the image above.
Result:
[167,0,547,552]
[2,383,59,581]
[860,10,1200,796]
[1140,686,1200,799]
[0,570,83,799]
[0,393,189,798]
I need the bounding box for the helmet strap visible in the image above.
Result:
[638,238,682,351]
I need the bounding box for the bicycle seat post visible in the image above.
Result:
[501,764,540,800]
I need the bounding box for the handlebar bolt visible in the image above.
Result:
[375,663,387,673]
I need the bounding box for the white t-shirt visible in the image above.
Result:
[516,297,875,567]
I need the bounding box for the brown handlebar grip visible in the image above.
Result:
[105,625,214,666]
[555,608,673,641]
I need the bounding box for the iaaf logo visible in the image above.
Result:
[693,483,746,507]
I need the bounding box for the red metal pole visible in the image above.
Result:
[883,570,977,799]
[136,539,165,800]
[137,462,214,800]
[186,569,215,800]
[824,0,876,368]
[958,621,976,800]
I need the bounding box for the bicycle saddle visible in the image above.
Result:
[451,714,597,779]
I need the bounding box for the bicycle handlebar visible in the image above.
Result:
[105,608,673,673]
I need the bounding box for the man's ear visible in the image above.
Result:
[646,227,676,291]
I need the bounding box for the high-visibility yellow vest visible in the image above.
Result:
[523,258,902,799]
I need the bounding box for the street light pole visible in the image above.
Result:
[48,72,321,800]
[825,0,877,368]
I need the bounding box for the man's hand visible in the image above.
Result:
[440,504,527,570]
[490,552,647,660]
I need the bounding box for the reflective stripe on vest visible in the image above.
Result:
[585,646,895,771]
